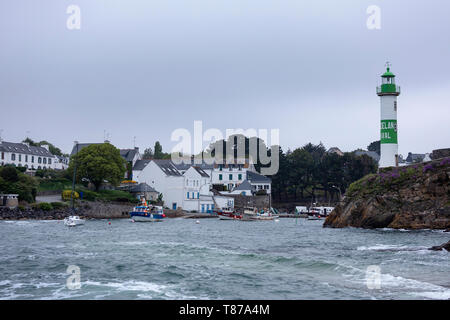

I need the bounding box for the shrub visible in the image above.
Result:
[50,202,68,209]
[38,202,53,211]
[0,166,19,182]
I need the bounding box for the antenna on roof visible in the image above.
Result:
[133,136,136,148]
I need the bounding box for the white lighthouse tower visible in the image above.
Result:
[377,63,401,168]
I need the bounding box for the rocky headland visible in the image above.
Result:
[324,157,450,230]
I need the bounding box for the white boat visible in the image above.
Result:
[64,216,85,227]
[242,207,278,221]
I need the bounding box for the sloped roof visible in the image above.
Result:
[172,159,214,171]
[133,159,151,171]
[120,148,139,162]
[0,141,54,157]
[246,171,271,183]
[233,180,255,192]
[153,160,182,176]
[406,152,425,163]
[129,183,158,193]
[192,166,210,178]
[70,143,101,156]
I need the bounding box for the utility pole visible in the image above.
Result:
[71,141,79,211]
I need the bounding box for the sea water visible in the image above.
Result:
[0,218,449,300]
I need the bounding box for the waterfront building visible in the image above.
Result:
[0,140,58,171]
[377,64,401,168]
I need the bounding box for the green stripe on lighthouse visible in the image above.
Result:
[380,120,398,144]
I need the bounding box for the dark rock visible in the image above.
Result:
[324,158,450,230]
[429,240,450,251]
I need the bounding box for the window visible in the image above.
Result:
[38,157,42,164]
[25,155,28,162]
[219,165,223,171]
[219,174,222,181]
[229,174,233,181]
[264,185,269,190]
[43,158,47,164]
[192,192,195,199]
[1,152,4,160]
[11,154,16,161]
[18,154,21,162]
[187,192,189,199]
[48,158,52,164]
[238,174,242,180]
[31,156,34,163]
[394,101,397,112]
[197,192,199,199]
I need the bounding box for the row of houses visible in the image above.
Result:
[0,140,69,171]
[1,138,272,212]
[130,158,271,212]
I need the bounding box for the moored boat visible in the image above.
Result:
[216,207,242,220]
[130,198,165,222]
[242,207,278,221]
[64,216,85,227]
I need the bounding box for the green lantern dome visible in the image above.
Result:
[377,63,400,96]
[382,67,395,78]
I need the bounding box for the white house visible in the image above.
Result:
[0,140,59,171]
[182,166,214,212]
[54,155,70,170]
[133,159,232,213]
[133,160,185,210]
[246,171,271,194]
[228,180,255,196]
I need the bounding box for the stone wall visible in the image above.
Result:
[0,201,134,220]
[225,194,270,212]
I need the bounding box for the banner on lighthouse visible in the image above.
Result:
[380,120,398,144]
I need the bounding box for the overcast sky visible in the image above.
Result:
[0,0,449,156]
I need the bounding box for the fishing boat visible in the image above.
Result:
[130,198,165,222]
[242,207,278,221]
[64,216,85,227]
[215,207,242,220]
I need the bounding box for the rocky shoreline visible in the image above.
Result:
[324,157,450,230]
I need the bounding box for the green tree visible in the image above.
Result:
[0,167,38,203]
[22,138,64,156]
[154,141,164,159]
[367,140,381,155]
[68,143,126,191]
[143,147,154,159]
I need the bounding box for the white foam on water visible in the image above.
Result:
[339,263,450,300]
[0,280,11,286]
[84,280,168,293]
[356,244,428,251]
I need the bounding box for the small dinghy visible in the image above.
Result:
[64,216,85,227]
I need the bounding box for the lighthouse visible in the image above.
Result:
[377,63,400,168]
